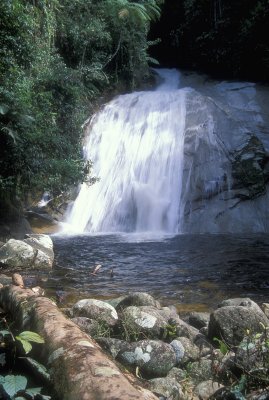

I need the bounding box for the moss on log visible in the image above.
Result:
[0,285,157,400]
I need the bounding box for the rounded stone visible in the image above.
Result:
[72,299,118,326]
[116,292,161,310]
[170,340,185,364]
[117,339,177,378]
[208,298,269,346]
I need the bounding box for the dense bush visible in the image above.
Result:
[0,0,161,202]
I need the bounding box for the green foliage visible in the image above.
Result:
[117,309,152,341]
[213,324,269,398]
[0,0,160,202]
[213,336,229,355]
[15,331,44,355]
[0,318,50,400]
[161,322,178,341]
[0,375,27,399]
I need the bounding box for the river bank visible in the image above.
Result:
[0,271,268,400]
[0,234,268,399]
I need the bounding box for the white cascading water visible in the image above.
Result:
[67,69,189,234]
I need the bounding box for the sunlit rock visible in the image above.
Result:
[72,299,118,327]
[0,234,54,270]
[119,306,168,339]
[115,292,161,310]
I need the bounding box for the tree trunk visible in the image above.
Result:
[0,285,157,400]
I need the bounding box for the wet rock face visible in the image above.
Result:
[0,234,54,270]
[231,135,269,199]
[208,298,269,346]
[117,340,178,378]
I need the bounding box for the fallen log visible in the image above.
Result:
[0,285,157,400]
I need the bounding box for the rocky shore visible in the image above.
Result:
[67,292,269,400]
[0,236,268,399]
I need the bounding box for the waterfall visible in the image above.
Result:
[66,68,269,234]
[67,69,189,234]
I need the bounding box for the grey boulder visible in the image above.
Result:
[72,299,118,327]
[0,234,54,270]
[116,292,161,310]
[117,339,178,377]
[208,298,269,346]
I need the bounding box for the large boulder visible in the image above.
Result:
[117,339,178,378]
[24,234,54,260]
[208,298,269,346]
[72,299,118,327]
[119,306,168,339]
[0,234,54,270]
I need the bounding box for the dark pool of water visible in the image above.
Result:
[39,233,269,311]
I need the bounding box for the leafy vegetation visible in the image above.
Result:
[0,318,51,399]
[213,324,269,399]
[0,0,161,205]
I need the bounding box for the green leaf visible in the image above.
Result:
[230,390,246,400]
[239,340,255,351]
[21,357,50,381]
[16,337,32,354]
[1,127,17,143]
[0,330,11,337]
[0,104,9,115]
[25,386,42,396]
[2,375,27,397]
[16,331,44,344]
[213,337,229,355]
